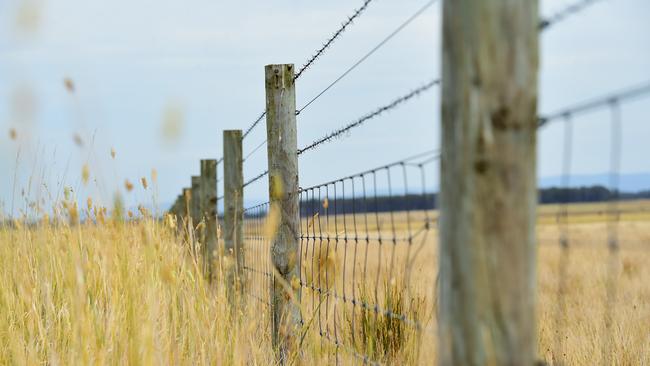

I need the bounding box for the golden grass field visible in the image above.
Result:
[0,200,648,365]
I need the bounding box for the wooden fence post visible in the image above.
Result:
[265,64,301,362]
[191,176,201,256]
[190,176,201,226]
[182,187,192,240]
[182,188,191,219]
[200,159,218,280]
[439,1,539,365]
[223,130,244,294]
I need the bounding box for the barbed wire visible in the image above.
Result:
[294,0,375,81]
[297,79,439,155]
[296,0,438,116]
[242,111,267,140]
[243,169,269,188]
[538,81,650,127]
[539,0,605,30]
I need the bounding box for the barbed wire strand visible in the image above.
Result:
[243,169,269,188]
[296,0,438,116]
[242,111,267,140]
[294,0,375,81]
[298,79,439,155]
[539,0,605,30]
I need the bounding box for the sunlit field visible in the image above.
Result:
[0,200,648,365]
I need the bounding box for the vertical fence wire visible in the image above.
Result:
[602,100,622,365]
[553,113,573,364]
[297,152,437,364]
[242,202,272,308]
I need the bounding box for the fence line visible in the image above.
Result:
[163,0,650,363]
[296,0,438,116]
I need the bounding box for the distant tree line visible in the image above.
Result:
[277,185,649,217]
[538,185,650,204]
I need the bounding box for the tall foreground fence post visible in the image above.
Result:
[439,1,539,365]
[265,64,301,362]
[200,159,218,280]
[223,131,244,293]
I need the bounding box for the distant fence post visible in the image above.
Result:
[191,176,201,256]
[182,187,192,240]
[265,64,301,362]
[223,130,244,294]
[439,1,538,365]
[200,159,218,280]
[190,176,201,225]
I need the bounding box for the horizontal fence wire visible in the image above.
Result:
[539,0,605,30]
[243,139,267,162]
[243,169,269,189]
[538,80,650,127]
[242,111,267,140]
[294,0,375,81]
[296,0,439,116]
[298,79,439,155]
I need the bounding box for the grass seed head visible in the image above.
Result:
[64,78,75,93]
[81,164,90,185]
[124,179,134,192]
[73,133,84,147]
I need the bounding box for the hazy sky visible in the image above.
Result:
[1,0,649,216]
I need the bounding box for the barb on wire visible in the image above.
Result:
[243,169,269,188]
[539,0,605,30]
[294,0,375,81]
[242,111,267,140]
[538,81,650,127]
[296,0,439,115]
[297,79,439,155]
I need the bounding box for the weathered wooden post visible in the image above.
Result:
[438,1,539,365]
[182,187,192,241]
[223,131,244,294]
[265,64,301,362]
[200,159,218,280]
[190,176,201,225]
[182,188,191,219]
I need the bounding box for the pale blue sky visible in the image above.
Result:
[1,0,649,216]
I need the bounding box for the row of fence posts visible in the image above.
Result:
[167,64,301,362]
[166,0,539,361]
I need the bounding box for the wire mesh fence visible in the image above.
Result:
[538,83,650,364]
[240,151,439,364]
[242,202,273,308]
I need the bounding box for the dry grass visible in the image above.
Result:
[0,200,648,365]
